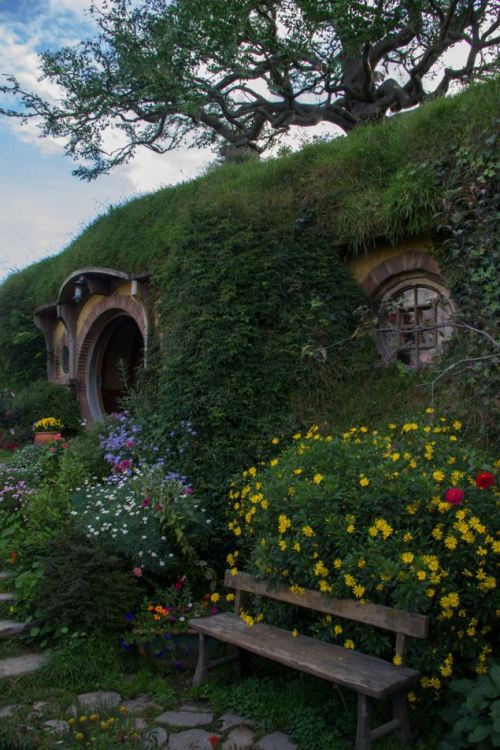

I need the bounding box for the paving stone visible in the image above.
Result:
[135,718,148,732]
[0,653,47,678]
[0,593,14,602]
[0,572,11,580]
[256,732,298,750]
[77,691,122,710]
[0,704,18,718]
[123,695,162,714]
[143,726,168,748]
[168,729,218,750]
[44,719,70,735]
[29,701,50,717]
[219,711,253,731]
[221,726,256,750]
[156,709,213,728]
[179,703,210,712]
[0,620,28,638]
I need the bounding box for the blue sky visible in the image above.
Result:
[0,0,213,281]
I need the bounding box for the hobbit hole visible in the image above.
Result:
[33,242,455,425]
[34,268,150,423]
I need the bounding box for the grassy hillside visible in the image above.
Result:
[0,79,498,486]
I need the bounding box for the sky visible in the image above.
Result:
[0,0,216,282]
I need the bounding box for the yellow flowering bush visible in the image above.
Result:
[227,414,499,705]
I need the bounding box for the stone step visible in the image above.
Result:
[0,653,47,679]
[0,593,14,603]
[0,571,12,580]
[0,620,29,639]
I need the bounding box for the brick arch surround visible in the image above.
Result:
[359,251,444,299]
[76,293,148,423]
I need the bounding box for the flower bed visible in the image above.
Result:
[226,411,498,705]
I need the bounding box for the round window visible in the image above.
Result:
[377,282,454,367]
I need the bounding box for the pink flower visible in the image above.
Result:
[54,433,62,441]
[444,487,465,505]
[210,607,219,615]
[175,577,185,590]
[133,567,143,577]
[184,486,194,495]
[155,503,164,512]
[141,497,151,508]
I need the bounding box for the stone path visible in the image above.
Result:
[0,571,48,678]
[0,571,298,748]
[0,691,299,749]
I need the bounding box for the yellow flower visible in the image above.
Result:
[119,706,128,714]
[353,584,365,598]
[278,514,292,534]
[416,570,427,581]
[293,468,303,475]
[393,655,403,666]
[425,407,435,414]
[334,624,343,636]
[314,560,328,577]
[444,536,458,550]
[433,470,445,482]
[344,639,355,650]
[333,558,342,568]
[226,593,235,602]
[359,477,370,487]
[74,733,85,742]
[346,524,355,534]
[302,525,315,537]
[210,593,220,603]
[312,473,324,484]
[293,542,301,552]
[291,629,298,637]
[401,552,414,564]
[271,437,280,445]
[278,540,287,551]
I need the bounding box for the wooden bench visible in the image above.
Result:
[189,570,429,750]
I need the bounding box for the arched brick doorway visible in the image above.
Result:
[87,313,144,418]
[77,297,147,423]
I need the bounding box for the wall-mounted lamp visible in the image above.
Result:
[73,275,88,304]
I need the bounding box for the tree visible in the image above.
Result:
[1,0,498,178]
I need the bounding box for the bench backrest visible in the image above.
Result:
[225,570,429,639]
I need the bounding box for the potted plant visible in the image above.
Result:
[33,417,63,444]
[121,578,223,669]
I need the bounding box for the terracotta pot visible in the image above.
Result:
[33,432,59,445]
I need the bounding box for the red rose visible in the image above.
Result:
[475,472,495,490]
[444,487,464,505]
[208,736,220,748]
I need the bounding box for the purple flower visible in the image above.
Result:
[124,612,135,622]
[119,639,132,652]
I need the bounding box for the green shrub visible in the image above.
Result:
[56,427,108,491]
[5,381,81,439]
[440,661,500,749]
[31,531,142,637]
[227,412,498,706]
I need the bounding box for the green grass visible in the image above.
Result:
[192,658,444,750]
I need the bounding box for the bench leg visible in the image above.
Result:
[193,633,209,686]
[356,694,372,750]
[232,646,243,678]
[393,691,411,744]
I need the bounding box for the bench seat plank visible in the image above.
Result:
[189,612,419,699]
